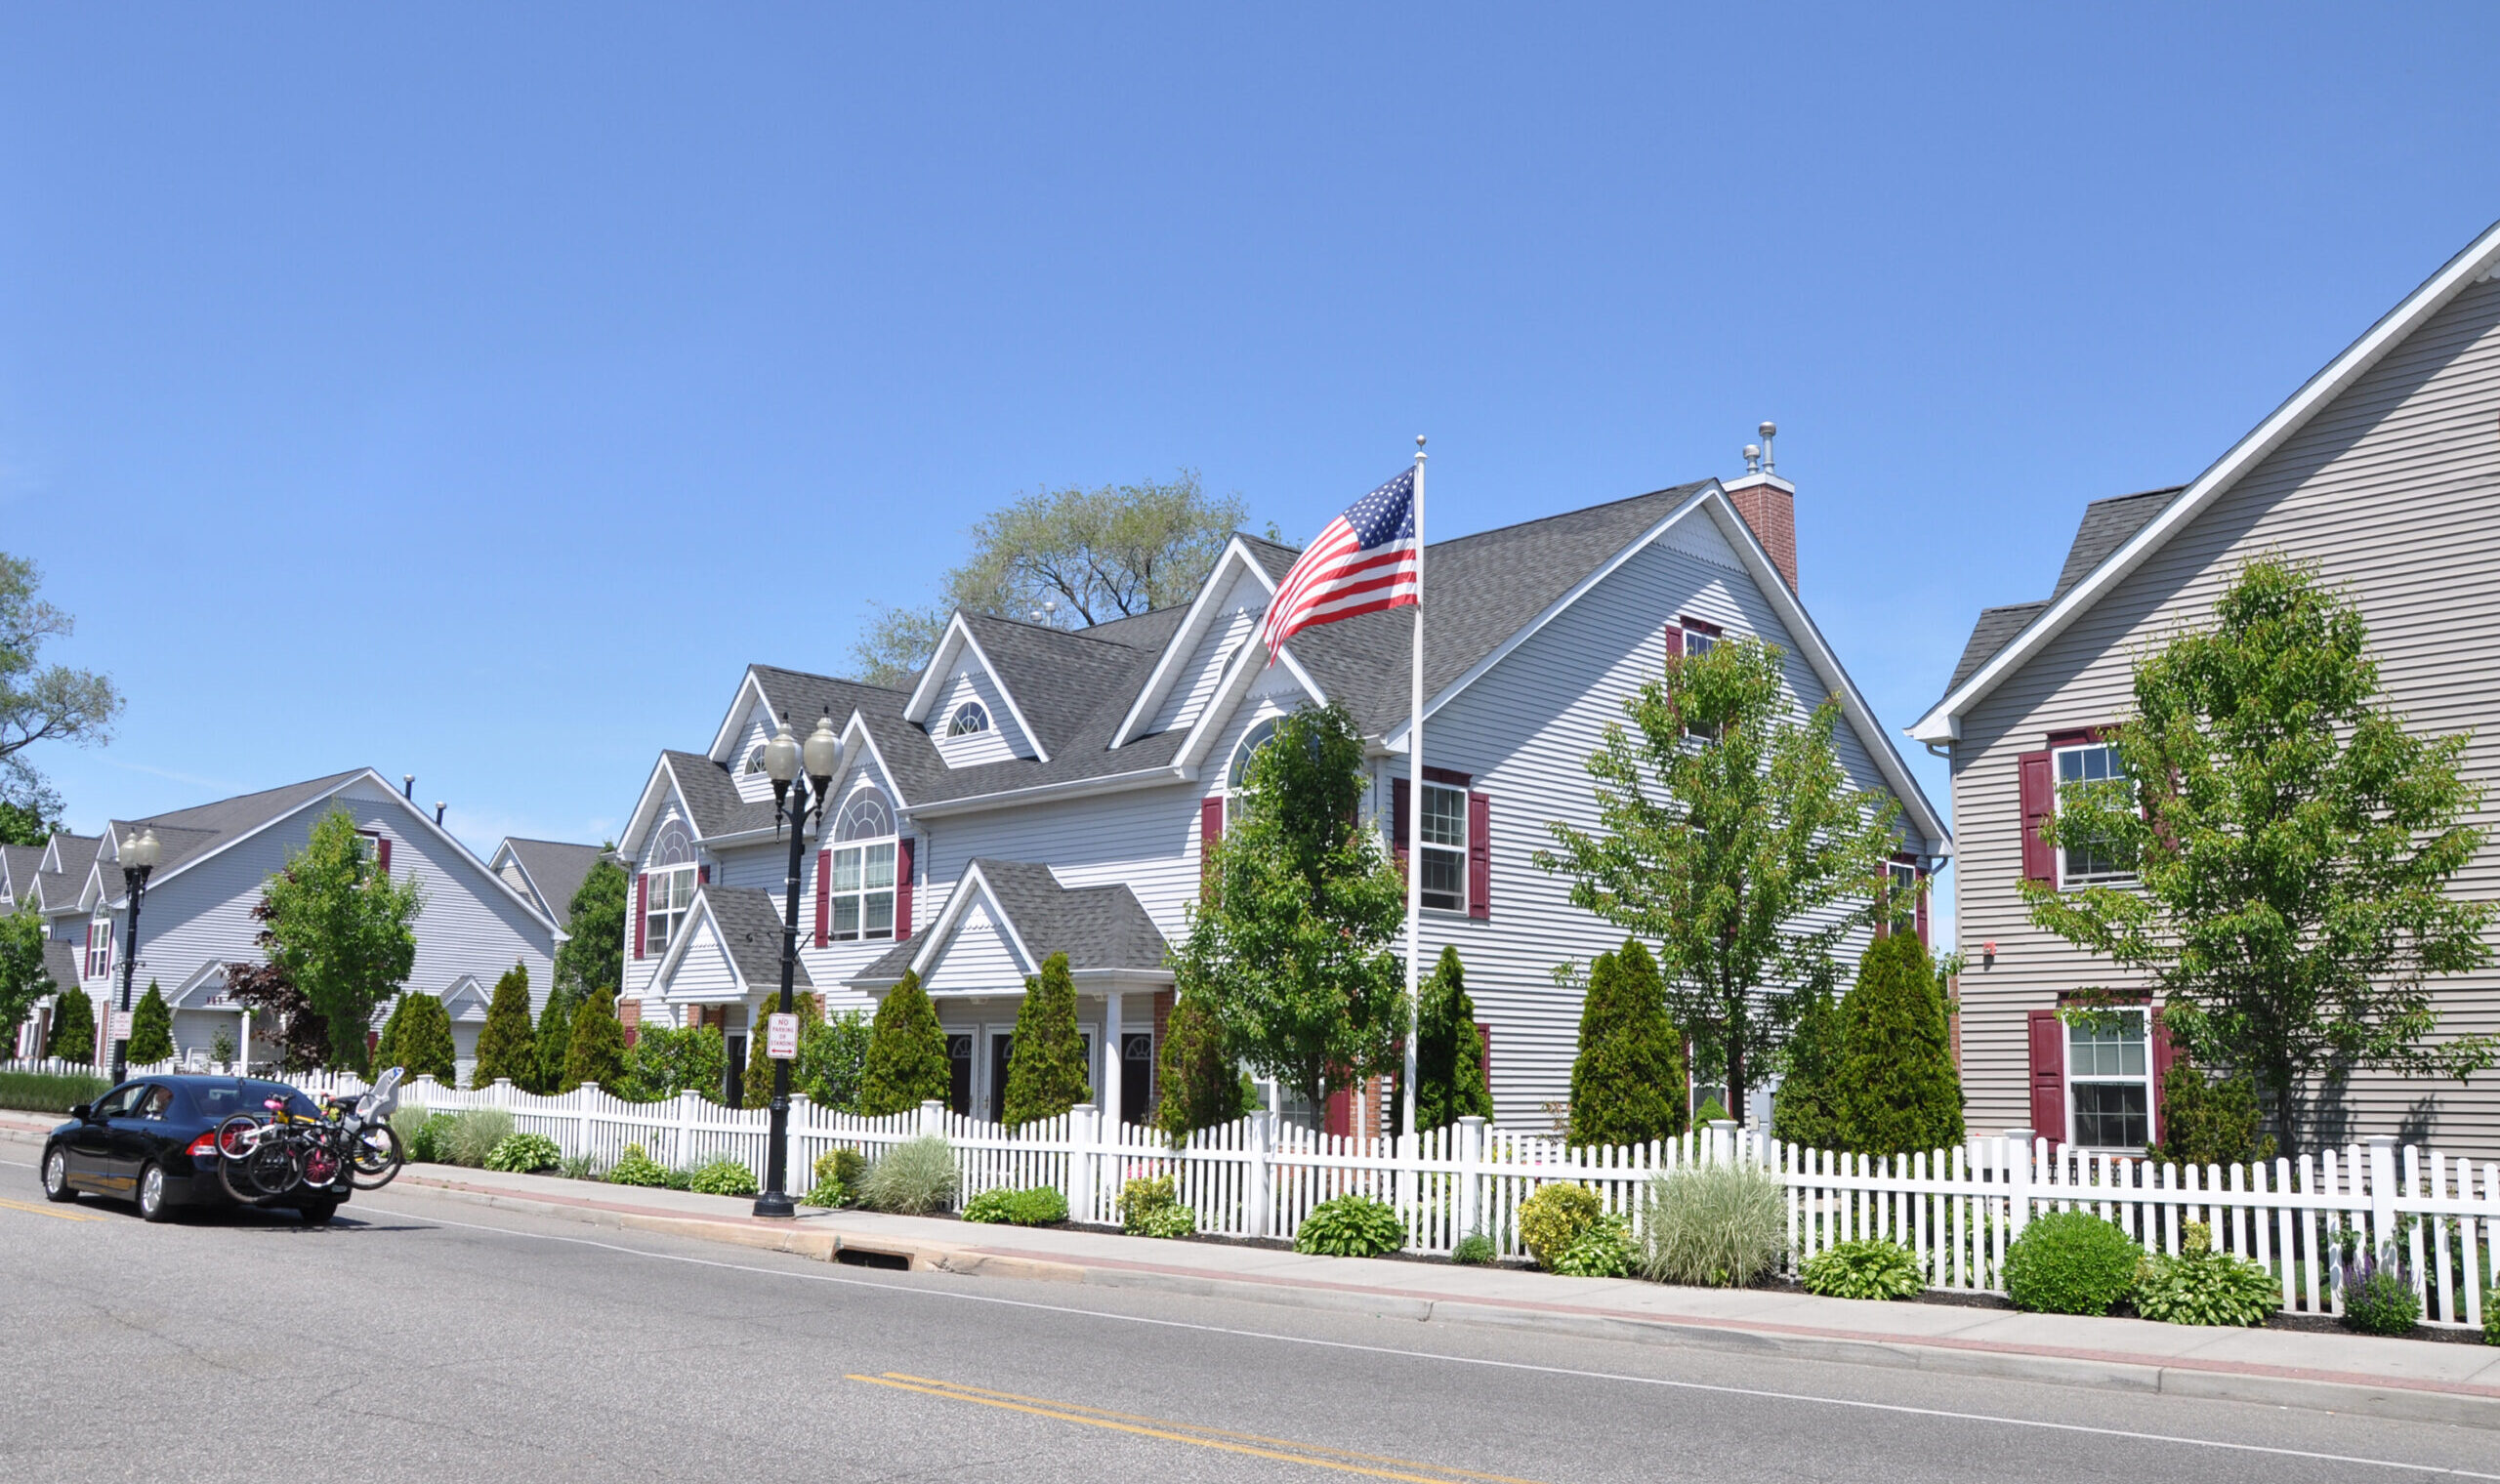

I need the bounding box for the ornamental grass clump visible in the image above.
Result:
[1800,1238,1924,1300]
[1639,1163,1786,1288]
[2003,1211,2141,1316]
[1120,1175,1195,1238]
[962,1185,1070,1225]
[1450,1230,1496,1266]
[688,1156,760,1197]
[856,1135,958,1215]
[1519,1182,1604,1271]
[443,1108,516,1169]
[2337,1249,2422,1337]
[482,1132,563,1174]
[1295,1195,1406,1257]
[607,1143,672,1187]
[2131,1221,2279,1327]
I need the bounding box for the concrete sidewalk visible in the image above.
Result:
[371,1158,2500,1429]
[6,1109,2492,1428]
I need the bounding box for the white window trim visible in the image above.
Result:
[645,863,696,958]
[2064,1007,2153,1151]
[1222,718,1280,826]
[825,787,900,943]
[946,702,990,737]
[2052,740,2137,889]
[1416,780,1468,914]
[88,914,114,980]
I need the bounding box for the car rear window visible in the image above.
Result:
[189,1081,321,1120]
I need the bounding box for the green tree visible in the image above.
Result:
[255,809,424,1072]
[47,983,94,1061]
[742,991,823,1109]
[1830,931,1965,1155]
[1566,941,1689,1147]
[126,981,174,1065]
[621,1021,727,1102]
[0,799,60,847]
[0,552,124,822]
[529,989,577,1094]
[1177,704,1407,1110]
[853,473,1248,687]
[384,991,457,1083]
[471,962,538,1089]
[798,1010,872,1111]
[1770,981,1846,1151]
[224,962,326,1072]
[1003,953,1091,1127]
[0,903,55,1046]
[2025,556,2494,1151]
[553,854,627,1007]
[2153,1052,2277,1167]
[1396,947,1494,1134]
[857,971,949,1116]
[1153,984,1247,1143]
[1539,634,1902,1118]
[563,987,627,1092]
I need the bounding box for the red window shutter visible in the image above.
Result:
[1476,1022,1491,1085]
[1391,778,1410,863]
[697,864,710,886]
[1664,620,1685,667]
[2026,1008,2066,1143]
[2018,751,2056,884]
[1466,792,1490,920]
[896,836,915,942]
[2150,1009,2176,1147]
[814,849,830,948]
[1915,868,1930,947]
[634,874,648,960]
[376,839,393,878]
[1324,1085,1353,1139]
[1199,795,1225,890]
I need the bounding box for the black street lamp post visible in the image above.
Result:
[109,827,163,1084]
[755,709,844,1218]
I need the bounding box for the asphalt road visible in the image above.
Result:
[3,1136,2494,1484]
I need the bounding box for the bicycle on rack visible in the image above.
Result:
[214,1066,406,1206]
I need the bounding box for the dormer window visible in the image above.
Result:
[745,744,769,773]
[947,702,991,738]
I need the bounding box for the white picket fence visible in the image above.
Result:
[14,1055,2495,1330]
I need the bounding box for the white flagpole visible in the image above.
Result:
[1401,434,1426,1142]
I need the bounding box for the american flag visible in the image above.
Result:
[1259,468,1419,662]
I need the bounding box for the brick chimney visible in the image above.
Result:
[1724,419,1797,593]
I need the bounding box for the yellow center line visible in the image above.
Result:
[848,1373,1552,1484]
[0,1196,106,1222]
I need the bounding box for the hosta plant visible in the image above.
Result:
[1120,1175,1196,1238]
[1800,1239,1925,1300]
[963,1185,1070,1225]
[482,1132,563,1174]
[687,1157,760,1197]
[1548,1214,1636,1278]
[1295,1195,1406,1257]
[2132,1222,2279,1327]
[607,1143,672,1188]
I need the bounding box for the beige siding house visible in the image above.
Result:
[1912,220,2500,1158]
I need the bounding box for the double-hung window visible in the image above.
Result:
[827,790,897,941]
[2053,740,2136,886]
[1679,622,1720,738]
[644,865,695,957]
[1417,782,1467,912]
[2066,1009,2151,1149]
[87,913,113,979]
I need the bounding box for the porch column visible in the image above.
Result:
[1103,990,1124,1131]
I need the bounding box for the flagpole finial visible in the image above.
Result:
[1415,434,1426,449]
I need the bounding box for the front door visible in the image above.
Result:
[725,1036,747,1107]
[987,1033,1013,1123]
[1121,1034,1153,1127]
[946,1036,973,1116]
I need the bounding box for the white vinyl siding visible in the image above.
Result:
[932,667,1030,766]
[1148,566,1268,736]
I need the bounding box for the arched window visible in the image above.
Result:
[744,743,768,773]
[946,702,990,737]
[1227,719,1278,791]
[642,824,697,957]
[826,787,897,941]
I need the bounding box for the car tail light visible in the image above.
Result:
[188,1133,219,1158]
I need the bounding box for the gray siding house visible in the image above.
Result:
[1912,220,2500,1158]
[9,770,562,1080]
[618,462,1947,1131]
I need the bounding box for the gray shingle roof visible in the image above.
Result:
[36,833,101,910]
[122,771,365,879]
[502,839,606,926]
[660,751,747,838]
[692,884,813,991]
[42,939,77,993]
[0,844,39,901]
[852,857,1166,986]
[958,613,1162,757]
[1938,486,2188,707]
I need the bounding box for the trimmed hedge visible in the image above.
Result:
[2003,1211,2140,1315]
[1519,1182,1603,1271]
[962,1185,1069,1225]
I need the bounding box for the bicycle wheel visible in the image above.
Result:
[214,1114,263,1161]
[351,1123,403,1190]
[238,1136,302,1201]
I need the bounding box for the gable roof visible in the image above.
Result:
[0,844,39,902]
[1913,219,2500,743]
[659,884,813,994]
[41,939,77,993]
[35,834,101,914]
[853,857,1168,988]
[1939,486,2188,698]
[494,838,606,927]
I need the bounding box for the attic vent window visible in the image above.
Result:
[744,744,769,773]
[947,702,990,737]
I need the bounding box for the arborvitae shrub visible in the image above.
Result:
[742,992,823,1109]
[2153,1055,2277,1168]
[371,994,411,1079]
[472,963,538,1090]
[1153,983,1245,1142]
[47,985,94,1061]
[1771,984,1845,1150]
[857,971,948,1116]
[563,987,627,1092]
[393,992,458,1083]
[529,990,575,1094]
[1567,942,1688,1148]
[1003,953,1090,1127]
[127,982,174,1064]
[1831,931,1965,1155]
[1693,1094,1732,1125]
[1399,947,1493,1134]
[623,1022,727,1103]
[2003,1212,2140,1315]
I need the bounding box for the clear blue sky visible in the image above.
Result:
[6,5,2497,942]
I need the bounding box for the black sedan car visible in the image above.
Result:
[38,1074,354,1224]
